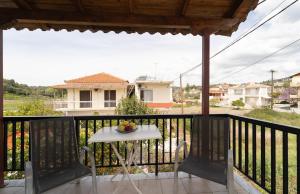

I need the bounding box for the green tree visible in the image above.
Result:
[271,92,280,98]
[210,98,220,107]
[283,80,291,88]
[115,96,155,115]
[185,83,191,93]
[232,99,245,109]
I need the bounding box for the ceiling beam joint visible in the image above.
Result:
[177,0,191,16]
[12,0,32,10]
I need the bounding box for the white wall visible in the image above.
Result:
[292,75,300,85]
[66,87,127,109]
[227,87,270,108]
[227,88,245,105]
[135,83,172,103]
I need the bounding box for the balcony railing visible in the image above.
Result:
[3,114,300,193]
[52,100,93,110]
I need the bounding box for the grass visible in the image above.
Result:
[4,92,51,100]
[4,93,53,112]
[245,108,300,127]
[238,109,300,193]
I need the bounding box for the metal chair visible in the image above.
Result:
[174,115,234,193]
[25,117,97,194]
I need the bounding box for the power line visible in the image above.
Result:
[258,0,267,5]
[213,37,300,83]
[240,0,288,38]
[211,0,298,59]
[176,0,298,78]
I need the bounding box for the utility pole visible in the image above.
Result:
[180,74,184,114]
[270,70,276,109]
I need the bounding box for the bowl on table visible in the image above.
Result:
[116,121,137,133]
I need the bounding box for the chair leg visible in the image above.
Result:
[227,150,235,194]
[174,156,179,178]
[91,159,98,194]
[25,162,35,194]
[174,168,179,178]
[81,146,98,194]
[75,178,81,184]
[92,172,97,194]
[174,141,187,178]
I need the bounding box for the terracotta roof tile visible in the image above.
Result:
[65,72,128,83]
[146,103,173,108]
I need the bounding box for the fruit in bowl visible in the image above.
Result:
[117,121,137,133]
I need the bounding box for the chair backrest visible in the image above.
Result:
[30,117,79,179]
[190,115,229,166]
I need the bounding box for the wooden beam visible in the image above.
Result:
[224,0,245,18]
[12,0,32,10]
[0,30,4,188]
[0,8,239,31]
[71,0,85,14]
[177,0,191,16]
[202,33,210,116]
[201,33,210,161]
[128,0,133,14]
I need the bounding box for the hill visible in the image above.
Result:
[4,79,64,99]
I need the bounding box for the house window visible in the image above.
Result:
[80,90,92,108]
[234,89,243,95]
[104,90,116,107]
[140,90,153,102]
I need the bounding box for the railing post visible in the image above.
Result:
[155,139,158,176]
[155,119,159,176]
[0,30,4,187]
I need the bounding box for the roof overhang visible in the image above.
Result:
[136,80,173,85]
[52,82,128,89]
[0,0,258,36]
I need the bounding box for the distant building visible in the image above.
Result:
[227,83,271,108]
[290,72,300,110]
[53,72,128,115]
[53,73,173,115]
[133,76,173,109]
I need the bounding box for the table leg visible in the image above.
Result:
[111,142,136,181]
[111,143,142,194]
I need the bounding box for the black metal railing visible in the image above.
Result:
[3,114,197,175]
[3,114,300,193]
[229,115,300,193]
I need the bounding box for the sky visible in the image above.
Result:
[3,0,300,87]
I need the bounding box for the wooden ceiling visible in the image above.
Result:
[0,0,258,36]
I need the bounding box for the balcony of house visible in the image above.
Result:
[1,114,299,194]
[290,82,300,88]
[245,89,259,97]
[52,100,117,115]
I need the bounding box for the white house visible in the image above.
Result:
[290,72,300,101]
[133,76,173,109]
[53,72,128,115]
[227,83,271,108]
[290,72,300,112]
[53,73,173,115]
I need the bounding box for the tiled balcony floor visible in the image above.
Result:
[0,172,254,194]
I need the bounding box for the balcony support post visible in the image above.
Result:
[202,33,210,116]
[0,30,4,187]
[201,32,210,160]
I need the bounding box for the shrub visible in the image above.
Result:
[115,96,156,115]
[209,98,220,107]
[232,99,245,109]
